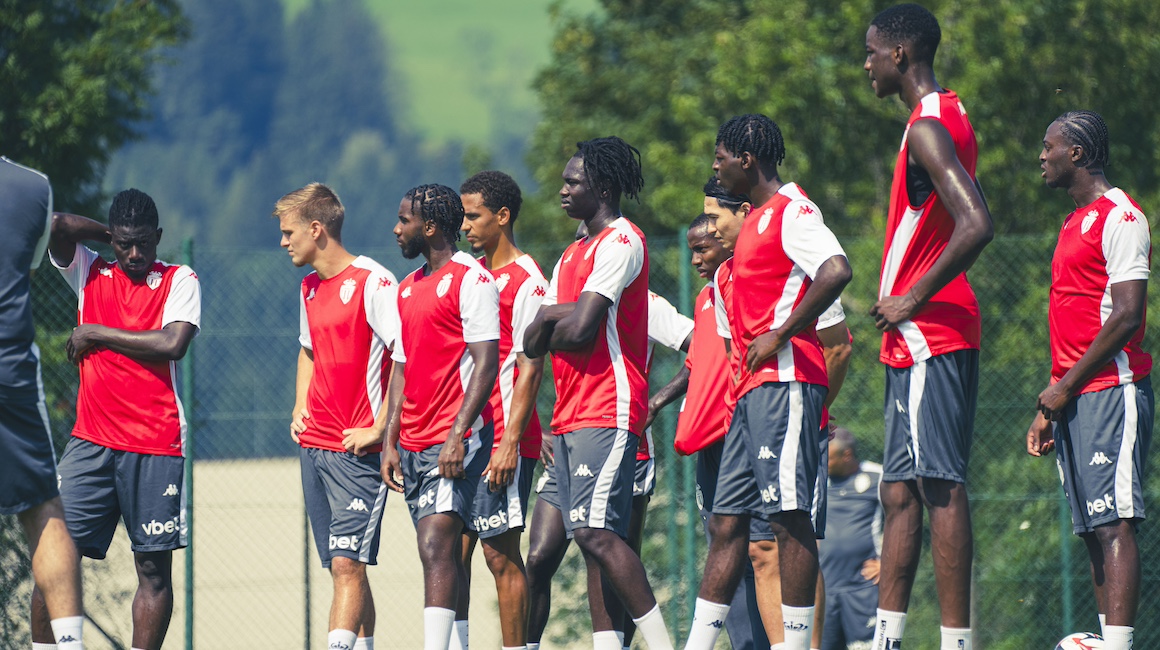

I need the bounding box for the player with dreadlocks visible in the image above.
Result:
[863,5,994,648]
[1028,111,1151,650]
[684,115,851,650]
[524,137,676,650]
[383,184,500,650]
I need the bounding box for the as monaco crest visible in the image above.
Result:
[339,278,357,304]
[1081,210,1098,234]
[436,273,453,298]
[757,208,774,234]
[495,273,510,292]
[146,270,163,290]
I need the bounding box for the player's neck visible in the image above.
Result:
[311,243,356,280]
[485,234,522,270]
[900,67,942,111]
[423,240,458,274]
[749,176,785,208]
[1067,171,1113,208]
[584,205,621,238]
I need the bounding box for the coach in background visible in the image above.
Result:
[819,428,883,650]
[0,157,86,650]
[1027,111,1152,650]
[41,190,200,650]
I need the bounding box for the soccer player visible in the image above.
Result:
[42,190,200,650]
[0,158,85,650]
[1027,111,1152,650]
[863,5,994,648]
[523,136,675,650]
[685,115,851,650]
[700,176,852,649]
[276,183,397,650]
[381,184,500,650]
[819,428,884,650]
[456,170,548,650]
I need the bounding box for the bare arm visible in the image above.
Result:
[438,340,500,479]
[485,352,545,489]
[68,322,197,365]
[872,120,994,331]
[817,322,853,409]
[290,347,314,443]
[644,365,690,430]
[548,293,612,351]
[50,212,110,267]
[523,303,574,358]
[381,361,406,491]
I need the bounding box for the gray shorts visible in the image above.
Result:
[555,427,638,538]
[821,584,878,650]
[633,457,656,498]
[468,455,536,538]
[401,425,491,528]
[301,446,388,568]
[0,381,57,515]
[58,437,186,559]
[883,349,978,483]
[696,440,775,541]
[712,382,827,525]
[1054,376,1153,534]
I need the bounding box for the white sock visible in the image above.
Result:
[633,604,674,650]
[594,631,623,650]
[1099,613,1107,637]
[423,607,457,650]
[684,598,730,649]
[527,644,540,650]
[781,605,813,650]
[771,645,786,650]
[939,626,970,649]
[502,647,528,650]
[50,617,83,650]
[328,629,357,650]
[448,620,469,650]
[32,644,57,650]
[1103,625,1133,650]
[354,638,374,650]
[872,609,906,649]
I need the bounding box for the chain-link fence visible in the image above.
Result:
[2,232,1157,648]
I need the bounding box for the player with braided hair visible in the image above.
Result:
[523,138,675,649]
[384,184,501,650]
[1029,112,1151,650]
[863,4,994,648]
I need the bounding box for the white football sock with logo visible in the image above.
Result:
[354,637,374,650]
[872,609,905,649]
[1103,625,1133,650]
[423,607,456,650]
[50,617,83,650]
[633,605,674,650]
[684,598,730,649]
[781,605,813,650]
[328,629,357,650]
[939,626,970,649]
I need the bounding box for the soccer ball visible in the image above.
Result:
[1055,632,1104,649]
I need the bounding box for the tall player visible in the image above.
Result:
[456,170,547,650]
[381,184,500,650]
[685,115,851,650]
[1027,111,1152,650]
[700,176,852,649]
[863,5,994,648]
[275,183,397,650]
[1,158,85,650]
[42,190,200,650]
[523,136,675,650]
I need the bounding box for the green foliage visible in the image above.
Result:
[0,0,187,215]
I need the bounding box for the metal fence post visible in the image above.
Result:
[182,238,195,650]
[676,249,698,622]
[1060,496,1073,636]
[305,504,311,649]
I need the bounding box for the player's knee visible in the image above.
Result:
[482,537,523,577]
[880,481,920,513]
[1093,519,1135,549]
[571,526,614,556]
[707,513,745,544]
[330,556,367,582]
[916,477,965,508]
[749,539,777,572]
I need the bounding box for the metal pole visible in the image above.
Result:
[181,238,194,650]
[305,503,312,649]
[676,248,698,625]
[1060,496,1073,636]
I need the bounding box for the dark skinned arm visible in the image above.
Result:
[68,322,197,365]
[643,330,693,429]
[380,361,407,491]
[438,339,499,479]
[745,255,852,372]
[871,120,994,331]
[523,303,575,359]
[547,292,612,351]
[817,321,853,409]
[485,352,544,490]
[50,212,110,267]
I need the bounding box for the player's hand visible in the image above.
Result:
[745,330,786,373]
[860,558,881,584]
[870,293,921,332]
[1036,381,1073,421]
[66,324,103,364]
[540,432,555,467]
[290,407,309,443]
[342,427,383,456]
[1026,410,1055,457]
[485,443,518,491]
[827,416,839,441]
[381,445,404,493]
[438,434,467,479]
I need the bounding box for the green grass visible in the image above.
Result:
[282,0,598,144]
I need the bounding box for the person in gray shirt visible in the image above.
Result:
[819,428,884,650]
[0,157,86,649]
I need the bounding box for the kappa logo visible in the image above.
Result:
[615,233,632,245]
[329,642,352,650]
[346,498,369,512]
[757,208,774,234]
[141,516,180,537]
[633,482,642,494]
[495,272,510,292]
[1087,493,1115,516]
[100,267,113,278]
[307,286,316,301]
[702,299,712,311]
[895,399,906,414]
[146,270,163,290]
[797,204,815,218]
[760,484,779,503]
[569,505,587,522]
[1122,211,1139,223]
[563,252,574,264]
[162,483,179,497]
[475,273,492,285]
[417,488,437,509]
[708,619,724,629]
[574,464,594,478]
[532,285,547,297]
[1089,451,1112,466]
[436,273,453,297]
[757,446,777,460]
[57,636,79,644]
[401,286,412,299]
[339,278,357,304]
[378,276,392,289]
[329,534,361,551]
